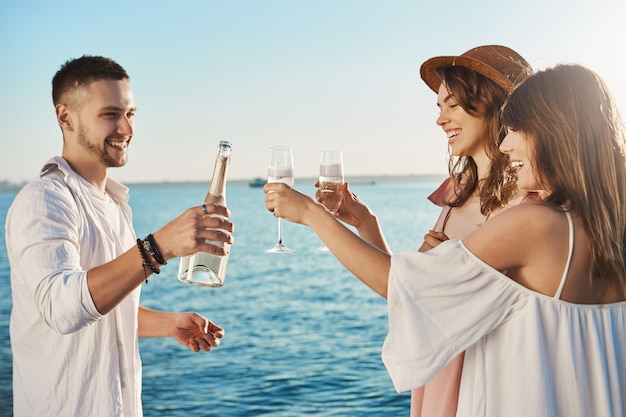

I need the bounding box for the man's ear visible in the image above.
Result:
[56,104,74,132]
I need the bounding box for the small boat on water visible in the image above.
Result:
[249,177,266,188]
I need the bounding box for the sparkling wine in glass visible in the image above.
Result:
[318,149,344,251]
[266,146,296,253]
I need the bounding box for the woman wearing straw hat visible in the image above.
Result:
[265,63,626,417]
[314,45,533,416]
[410,45,533,417]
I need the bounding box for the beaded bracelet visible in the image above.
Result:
[137,238,160,282]
[145,233,167,266]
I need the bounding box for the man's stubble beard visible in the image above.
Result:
[76,122,128,168]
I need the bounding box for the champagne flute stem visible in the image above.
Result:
[277,217,284,245]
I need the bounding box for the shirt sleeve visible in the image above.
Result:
[381,239,528,392]
[7,178,103,334]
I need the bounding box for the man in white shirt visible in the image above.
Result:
[5,55,234,416]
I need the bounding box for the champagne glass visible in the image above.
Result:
[266,146,296,253]
[318,149,344,251]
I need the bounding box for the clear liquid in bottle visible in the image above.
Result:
[178,140,232,287]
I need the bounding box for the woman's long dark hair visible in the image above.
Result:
[502,64,626,289]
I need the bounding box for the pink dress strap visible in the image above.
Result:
[428,178,456,233]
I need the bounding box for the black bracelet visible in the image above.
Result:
[145,233,167,265]
[137,238,160,281]
[141,238,165,268]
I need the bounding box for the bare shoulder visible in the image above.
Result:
[463,202,569,276]
[483,202,565,238]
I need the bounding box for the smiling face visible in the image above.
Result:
[436,83,489,159]
[499,128,542,191]
[57,79,136,182]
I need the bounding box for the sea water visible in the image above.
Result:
[0,177,443,416]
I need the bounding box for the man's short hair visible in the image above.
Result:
[52,55,129,105]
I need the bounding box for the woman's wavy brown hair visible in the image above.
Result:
[502,64,626,288]
[437,66,519,216]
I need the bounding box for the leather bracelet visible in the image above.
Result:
[145,233,167,265]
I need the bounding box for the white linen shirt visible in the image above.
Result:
[6,157,142,417]
[382,240,626,417]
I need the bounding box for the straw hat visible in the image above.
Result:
[420,45,533,94]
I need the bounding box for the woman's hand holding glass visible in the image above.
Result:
[315,180,391,254]
[265,146,296,253]
[317,182,373,229]
[264,182,321,227]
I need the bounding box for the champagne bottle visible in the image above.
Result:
[178,140,232,287]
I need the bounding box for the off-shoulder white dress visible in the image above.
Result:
[382,211,626,417]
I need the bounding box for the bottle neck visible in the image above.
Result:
[205,144,231,203]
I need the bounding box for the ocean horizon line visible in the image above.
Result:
[126,173,446,188]
[0,174,447,193]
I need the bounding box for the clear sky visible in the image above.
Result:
[1,0,625,184]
